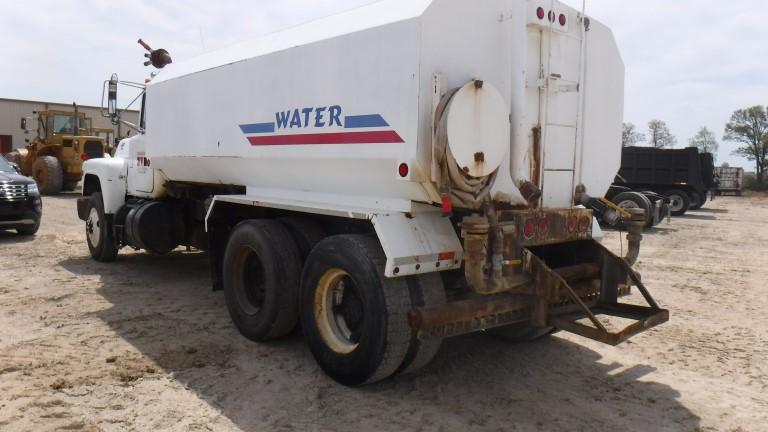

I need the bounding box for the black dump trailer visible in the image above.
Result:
[616,147,715,216]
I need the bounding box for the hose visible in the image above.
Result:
[433,88,498,210]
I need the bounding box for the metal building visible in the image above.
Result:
[0,97,139,154]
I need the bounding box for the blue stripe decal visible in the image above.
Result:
[344,114,389,129]
[240,123,275,134]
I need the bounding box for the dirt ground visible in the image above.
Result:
[0,194,766,432]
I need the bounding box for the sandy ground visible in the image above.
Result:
[0,193,767,432]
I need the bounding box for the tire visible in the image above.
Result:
[489,323,556,342]
[16,220,40,236]
[222,220,301,341]
[32,156,63,195]
[5,151,21,166]
[688,191,703,210]
[663,189,690,216]
[395,273,447,376]
[612,191,653,226]
[85,192,118,262]
[278,216,326,263]
[300,235,411,386]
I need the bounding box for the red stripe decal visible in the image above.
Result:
[248,130,404,146]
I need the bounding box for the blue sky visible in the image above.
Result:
[1,0,765,168]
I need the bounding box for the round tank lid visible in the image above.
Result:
[446,80,510,178]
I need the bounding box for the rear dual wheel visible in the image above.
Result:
[663,189,691,216]
[300,235,445,386]
[612,191,653,227]
[222,224,446,385]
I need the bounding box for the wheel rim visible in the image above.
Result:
[86,208,101,246]
[668,195,684,212]
[235,247,267,315]
[616,199,640,210]
[314,268,364,355]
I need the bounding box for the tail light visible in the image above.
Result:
[523,219,536,239]
[559,14,567,26]
[81,153,89,161]
[578,216,591,232]
[536,7,545,20]
[441,195,453,217]
[538,219,549,236]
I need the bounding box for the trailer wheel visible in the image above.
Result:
[223,220,301,341]
[278,216,326,263]
[85,192,118,262]
[300,235,411,386]
[663,189,690,216]
[612,192,653,226]
[32,156,63,195]
[395,273,447,376]
[489,323,556,342]
[688,191,703,210]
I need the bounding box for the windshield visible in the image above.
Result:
[49,115,76,134]
[0,156,14,173]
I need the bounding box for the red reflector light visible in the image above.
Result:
[398,163,409,178]
[536,7,545,19]
[80,153,89,161]
[578,216,591,232]
[441,195,453,217]
[523,219,536,239]
[559,14,567,26]
[438,251,455,261]
[538,219,549,236]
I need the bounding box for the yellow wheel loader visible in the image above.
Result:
[6,107,110,195]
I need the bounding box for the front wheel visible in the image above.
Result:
[85,192,118,262]
[300,235,411,386]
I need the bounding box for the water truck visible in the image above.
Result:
[79,0,668,386]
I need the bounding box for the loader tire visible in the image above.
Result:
[85,192,118,262]
[32,156,63,195]
[5,151,21,166]
[223,220,301,341]
[395,273,447,376]
[300,235,411,386]
[663,189,690,216]
[278,216,327,263]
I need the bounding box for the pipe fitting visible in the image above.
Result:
[624,208,645,266]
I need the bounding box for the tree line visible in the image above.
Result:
[622,105,768,185]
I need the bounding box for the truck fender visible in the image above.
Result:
[81,158,128,215]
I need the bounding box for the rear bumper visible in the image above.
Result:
[409,207,668,346]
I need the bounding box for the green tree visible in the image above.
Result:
[689,126,719,159]
[622,122,645,147]
[724,106,768,185]
[647,120,677,148]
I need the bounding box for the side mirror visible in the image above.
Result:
[108,73,119,124]
[9,162,21,174]
[20,117,32,133]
